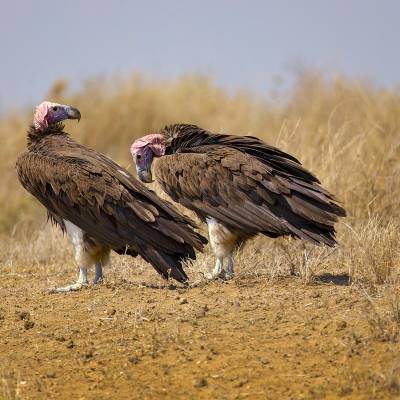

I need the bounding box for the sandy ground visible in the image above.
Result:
[0,262,398,400]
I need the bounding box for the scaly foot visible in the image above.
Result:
[93,263,104,285]
[47,267,88,293]
[47,281,88,293]
[219,269,234,281]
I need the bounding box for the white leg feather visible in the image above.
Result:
[206,217,238,280]
[47,220,108,293]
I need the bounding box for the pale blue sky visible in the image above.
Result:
[0,0,399,111]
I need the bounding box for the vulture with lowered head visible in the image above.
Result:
[131,124,346,280]
[16,103,206,292]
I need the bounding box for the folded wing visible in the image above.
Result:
[154,146,345,246]
[16,141,206,282]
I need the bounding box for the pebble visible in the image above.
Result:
[194,377,208,388]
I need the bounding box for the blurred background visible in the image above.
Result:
[1,0,400,282]
[1,0,400,110]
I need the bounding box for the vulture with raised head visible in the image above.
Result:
[131,124,346,279]
[16,103,206,292]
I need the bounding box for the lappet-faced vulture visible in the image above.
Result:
[16,104,206,292]
[131,124,346,279]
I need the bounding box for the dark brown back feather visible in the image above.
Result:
[163,124,319,183]
[155,124,346,247]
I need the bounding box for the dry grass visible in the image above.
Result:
[1,71,400,287]
[361,287,400,342]
[380,362,400,395]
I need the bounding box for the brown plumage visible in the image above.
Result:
[16,103,206,291]
[131,124,346,279]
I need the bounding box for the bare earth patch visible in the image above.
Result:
[0,262,398,400]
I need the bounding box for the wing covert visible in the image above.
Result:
[153,148,344,245]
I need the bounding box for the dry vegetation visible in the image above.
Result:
[1,72,400,399]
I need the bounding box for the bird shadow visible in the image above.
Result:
[113,276,228,291]
[313,273,351,286]
[108,273,351,291]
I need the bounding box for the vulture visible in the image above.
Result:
[16,103,206,292]
[131,124,346,280]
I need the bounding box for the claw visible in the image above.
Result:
[219,270,234,281]
[47,266,88,293]
[205,269,234,281]
[204,255,235,281]
[47,281,87,293]
[205,272,219,280]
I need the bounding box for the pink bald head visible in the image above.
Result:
[34,102,56,130]
[33,101,81,131]
[130,134,166,158]
[131,134,166,183]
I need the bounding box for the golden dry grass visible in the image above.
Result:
[1,71,400,283]
[0,72,400,398]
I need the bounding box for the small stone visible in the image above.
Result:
[180,298,188,305]
[17,311,30,321]
[108,309,116,316]
[194,377,208,388]
[128,356,140,365]
[234,378,248,388]
[83,350,94,360]
[337,321,347,331]
[46,372,56,378]
[24,320,34,330]
[66,340,75,349]
[55,336,66,342]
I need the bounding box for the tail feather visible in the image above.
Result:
[139,246,190,283]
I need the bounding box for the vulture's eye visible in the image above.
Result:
[136,154,142,160]
[52,106,59,111]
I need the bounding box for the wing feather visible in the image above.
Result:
[154,147,344,246]
[16,137,207,282]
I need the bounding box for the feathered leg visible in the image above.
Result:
[48,220,107,293]
[206,217,237,280]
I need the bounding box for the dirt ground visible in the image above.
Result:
[0,261,398,400]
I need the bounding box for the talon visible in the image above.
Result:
[205,270,231,281]
[47,266,88,293]
[220,270,234,281]
[47,281,87,293]
[205,273,218,280]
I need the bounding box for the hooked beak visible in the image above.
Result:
[136,167,153,183]
[67,106,81,122]
[133,146,155,183]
